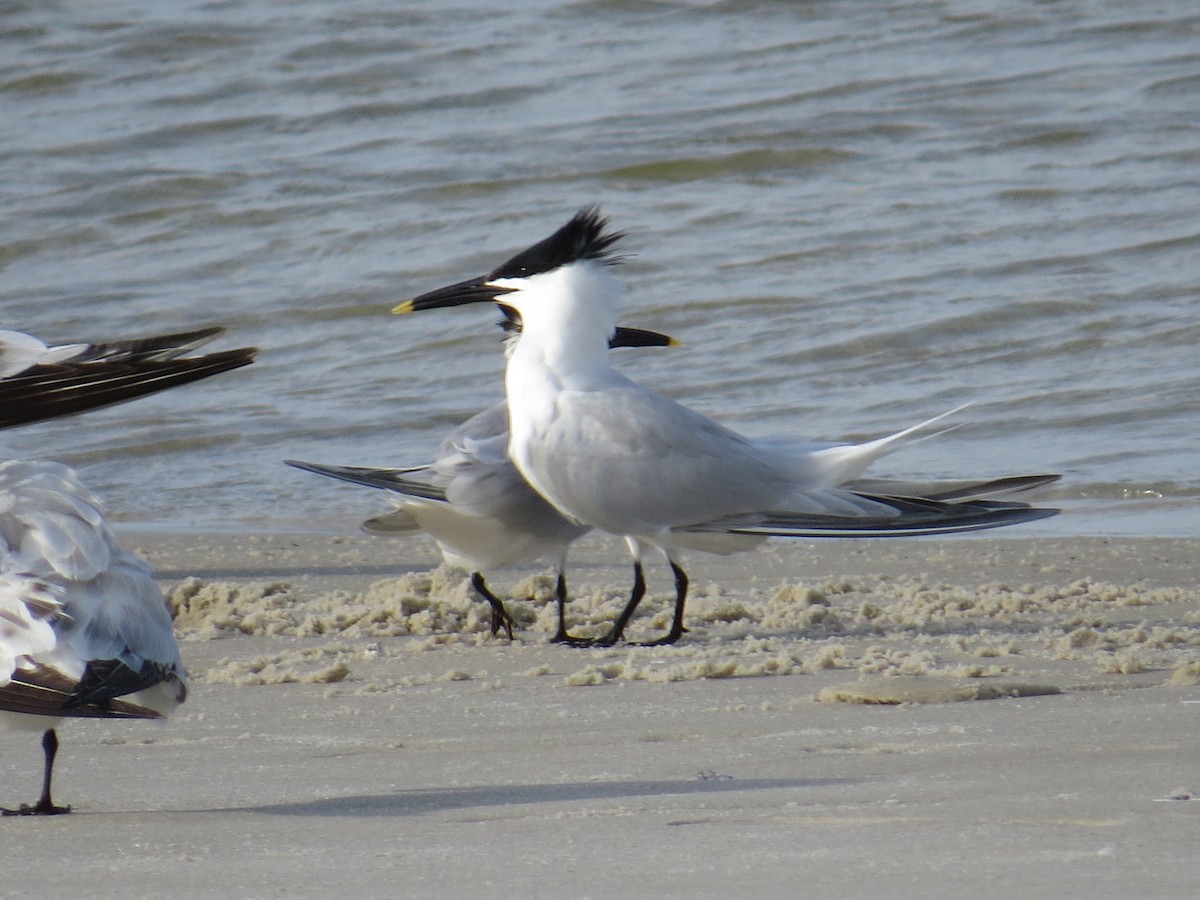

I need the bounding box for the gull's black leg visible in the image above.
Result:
[34,729,69,814]
[2,729,71,816]
[471,572,515,639]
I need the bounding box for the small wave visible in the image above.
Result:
[604,148,857,183]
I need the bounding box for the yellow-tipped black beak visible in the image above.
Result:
[610,326,681,349]
[393,276,517,315]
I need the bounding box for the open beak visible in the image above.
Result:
[393,276,516,314]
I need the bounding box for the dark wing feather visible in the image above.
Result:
[684,493,1059,538]
[60,326,227,363]
[286,459,448,502]
[846,473,1061,503]
[0,348,257,429]
[0,664,166,719]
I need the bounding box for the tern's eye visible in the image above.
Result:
[489,263,527,280]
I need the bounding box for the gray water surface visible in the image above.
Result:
[2,1,1197,534]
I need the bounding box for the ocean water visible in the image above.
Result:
[1,0,1197,535]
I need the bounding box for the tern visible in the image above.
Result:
[396,208,1059,646]
[286,320,676,641]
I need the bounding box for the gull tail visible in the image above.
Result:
[0,665,167,720]
[66,659,180,710]
[0,347,257,429]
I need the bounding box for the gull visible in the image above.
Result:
[0,459,187,815]
[0,323,255,813]
[395,207,1059,645]
[286,319,676,641]
[0,325,256,428]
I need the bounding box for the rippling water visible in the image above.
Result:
[2,1,1198,535]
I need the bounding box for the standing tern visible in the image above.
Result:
[0,326,256,428]
[286,321,676,641]
[395,207,1059,646]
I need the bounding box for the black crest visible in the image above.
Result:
[490,206,625,279]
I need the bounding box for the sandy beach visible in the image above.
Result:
[2,530,1198,898]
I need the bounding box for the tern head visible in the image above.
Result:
[395,208,629,343]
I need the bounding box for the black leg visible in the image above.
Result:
[549,572,581,643]
[554,572,569,638]
[2,729,71,816]
[594,561,646,646]
[470,572,515,640]
[636,561,690,646]
[550,571,610,646]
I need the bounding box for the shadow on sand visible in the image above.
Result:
[231,777,862,818]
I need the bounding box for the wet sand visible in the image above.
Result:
[4,532,1199,898]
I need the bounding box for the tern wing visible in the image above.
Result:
[521,384,956,533]
[520,383,797,533]
[844,473,1061,503]
[286,459,448,501]
[683,494,1058,538]
[286,457,587,571]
